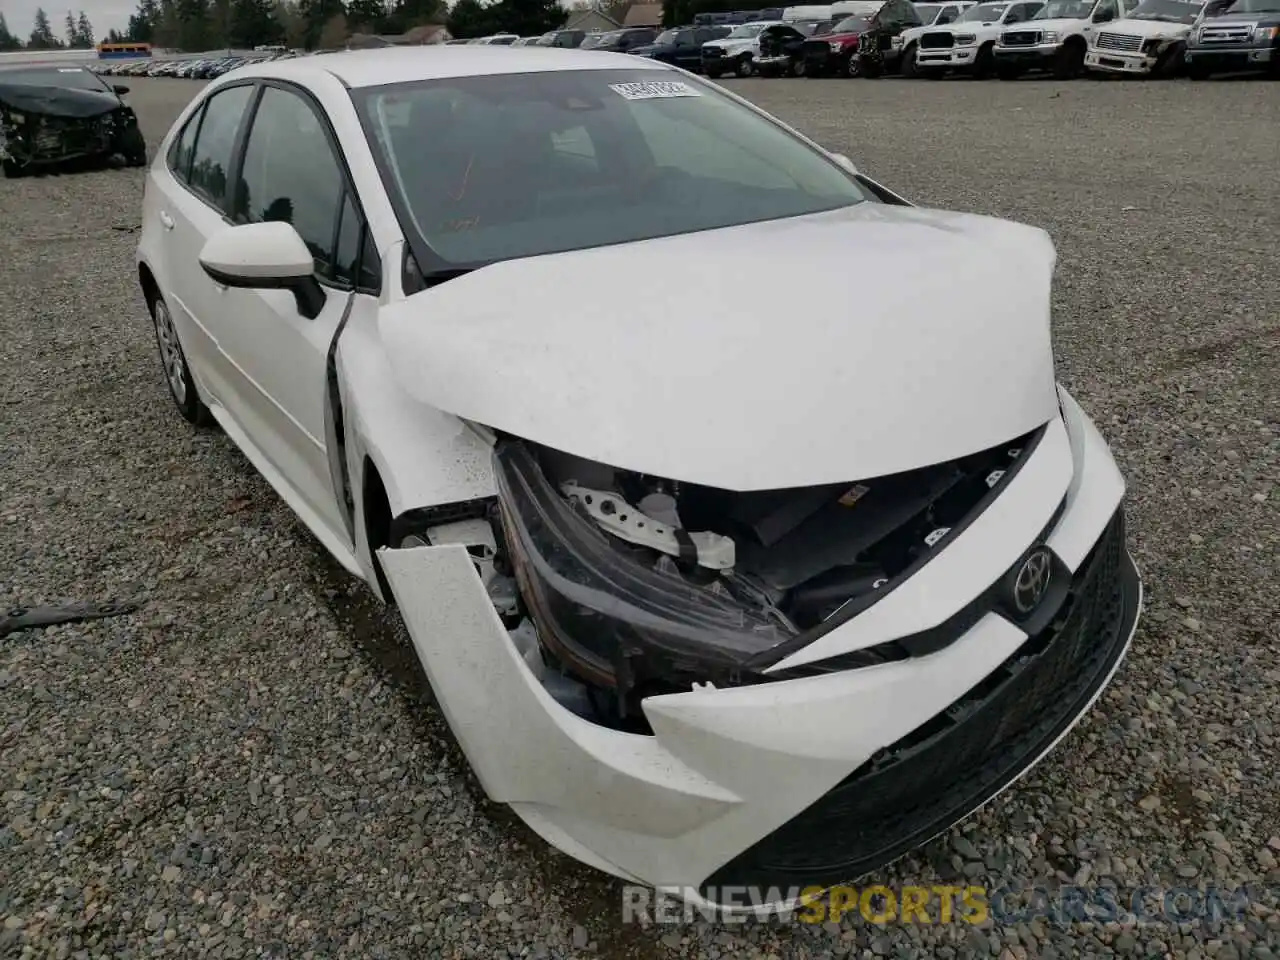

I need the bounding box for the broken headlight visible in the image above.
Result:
[494,440,791,707]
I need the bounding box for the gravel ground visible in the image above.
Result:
[1,75,1277,960]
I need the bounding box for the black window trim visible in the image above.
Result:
[171,76,383,297]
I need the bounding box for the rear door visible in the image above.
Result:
[149,81,257,408]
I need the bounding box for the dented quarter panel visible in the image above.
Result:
[378,203,1061,491]
[335,305,496,590]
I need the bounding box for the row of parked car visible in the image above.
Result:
[503,0,1276,78]
[90,0,1276,84]
[627,0,1277,79]
[91,49,300,81]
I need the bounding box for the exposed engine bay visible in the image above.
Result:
[408,430,1039,733]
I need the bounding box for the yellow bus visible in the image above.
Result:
[97,41,152,60]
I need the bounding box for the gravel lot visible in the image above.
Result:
[1,74,1277,959]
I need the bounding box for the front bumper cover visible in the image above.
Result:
[379,389,1140,910]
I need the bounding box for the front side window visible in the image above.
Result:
[233,86,347,279]
[1034,0,1096,15]
[960,2,1010,19]
[353,68,871,273]
[187,83,254,209]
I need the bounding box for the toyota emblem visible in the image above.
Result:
[1012,547,1053,615]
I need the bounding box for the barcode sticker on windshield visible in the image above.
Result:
[609,81,702,100]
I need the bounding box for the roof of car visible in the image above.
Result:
[236,45,669,89]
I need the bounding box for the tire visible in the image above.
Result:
[1154,42,1184,77]
[845,53,862,77]
[790,57,806,77]
[973,42,996,78]
[1052,38,1086,79]
[149,291,211,427]
[735,54,754,77]
[900,43,918,77]
[1,158,26,179]
[705,67,723,79]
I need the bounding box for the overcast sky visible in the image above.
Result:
[4,0,135,41]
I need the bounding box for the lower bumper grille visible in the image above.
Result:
[703,509,1138,897]
[1096,31,1143,52]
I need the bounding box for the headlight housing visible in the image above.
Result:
[954,32,978,44]
[1042,30,1060,42]
[1255,24,1279,39]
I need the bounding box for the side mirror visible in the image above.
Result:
[198,221,326,319]
[831,152,859,175]
[113,84,130,94]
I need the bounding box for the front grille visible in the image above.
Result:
[1001,30,1042,45]
[1198,25,1252,44]
[703,510,1136,896]
[803,38,833,55]
[920,30,956,48]
[1096,31,1143,51]
[702,46,724,57]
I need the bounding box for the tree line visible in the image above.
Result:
[0,9,95,50]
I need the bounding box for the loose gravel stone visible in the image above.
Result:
[1,74,1277,959]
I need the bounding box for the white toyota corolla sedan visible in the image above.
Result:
[136,46,1142,911]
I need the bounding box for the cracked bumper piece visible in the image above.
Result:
[379,393,1142,910]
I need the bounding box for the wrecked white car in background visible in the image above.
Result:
[1083,0,1235,73]
[135,47,1143,910]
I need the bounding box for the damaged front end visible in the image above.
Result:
[379,398,1139,902]
[484,429,1039,730]
[0,77,147,176]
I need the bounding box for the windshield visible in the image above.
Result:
[0,66,112,92]
[653,28,683,43]
[1034,0,1096,14]
[726,23,769,36]
[1129,0,1204,19]
[1224,0,1280,10]
[914,3,943,17]
[580,33,606,47]
[960,2,1010,18]
[831,15,874,30]
[354,69,870,272]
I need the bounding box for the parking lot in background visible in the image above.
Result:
[1,75,1277,958]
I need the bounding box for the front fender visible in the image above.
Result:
[335,299,496,593]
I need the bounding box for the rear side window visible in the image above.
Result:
[166,103,204,183]
[186,84,255,211]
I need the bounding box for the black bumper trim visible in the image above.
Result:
[701,509,1139,899]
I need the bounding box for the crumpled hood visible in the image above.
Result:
[705,38,759,52]
[379,203,1061,491]
[0,81,124,119]
[1100,17,1195,37]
